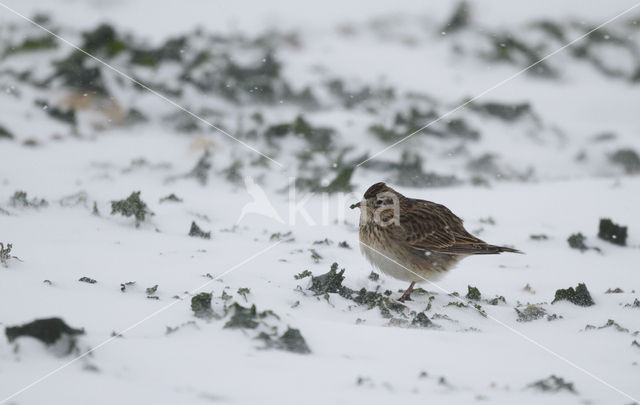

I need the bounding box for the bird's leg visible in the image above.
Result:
[398,281,416,302]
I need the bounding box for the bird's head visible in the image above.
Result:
[350,182,402,225]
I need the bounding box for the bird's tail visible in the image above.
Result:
[436,243,523,255]
[490,245,523,254]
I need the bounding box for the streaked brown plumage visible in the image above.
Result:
[351,182,521,302]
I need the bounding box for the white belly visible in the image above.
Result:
[359,240,445,283]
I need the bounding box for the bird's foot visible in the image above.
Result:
[398,294,412,303]
[398,281,416,303]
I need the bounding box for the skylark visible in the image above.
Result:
[351,182,521,302]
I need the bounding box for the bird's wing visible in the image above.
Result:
[391,200,489,255]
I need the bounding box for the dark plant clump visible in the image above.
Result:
[529,234,549,240]
[369,106,479,143]
[191,292,213,318]
[80,24,126,56]
[625,298,640,308]
[527,375,576,393]
[325,78,394,109]
[159,193,182,203]
[78,277,97,284]
[309,263,348,295]
[130,36,187,67]
[110,191,153,227]
[532,20,566,41]
[471,101,534,122]
[552,283,594,307]
[442,1,471,33]
[51,52,109,95]
[124,108,148,125]
[567,233,588,252]
[365,151,459,188]
[120,281,135,292]
[49,25,122,95]
[309,249,323,263]
[5,35,58,55]
[487,295,506,305]
[222,160,243,185]
[0,243,20,267]
[237,287,250,301]
[584,319,630,333]
[217,51,283,103]
[368,272,380,282]
[260,327,312,354]
[465,285,481,300]
[186,150,212,185]
[323,167,356,193]
[189,221,211,239]
[307,263,405,318]
[270,231,294,242]
[610,148,640,174]
[598,218,627,246]
[146,285,158,296]
[312,238,332,246]
[352,288,406,318]
[411,312,434,328]
[35,100,77,125]
[224,303,277,329]
[0,124,13,139]
[264,115,335,152]
[515,305,546,322]
[9,191,48,208]
[5,318,84,345]
[294,270,312,280]
[484,35,555,77]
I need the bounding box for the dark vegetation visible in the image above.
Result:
[598,218,628,246]
[0,242,20,267]
[191,292,214,319]
[110,191,153,227]
[552,283,594,307]
[189,221,211,239]
[9,191,48,208]
[2,15,637,188]
[465,285,481,300]
[159,193,182,203]
[527,375,576,393]
[309,263,409,319]
[567,233,589,252]
[5,318,84,345]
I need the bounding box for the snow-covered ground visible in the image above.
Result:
[1,1,640,404]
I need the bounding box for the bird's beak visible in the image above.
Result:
[349,201,361,210]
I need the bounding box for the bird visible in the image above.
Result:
[350,182,521,302]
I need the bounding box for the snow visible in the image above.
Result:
[1,1,640,404]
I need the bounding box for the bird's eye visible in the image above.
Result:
[375,200,383,206]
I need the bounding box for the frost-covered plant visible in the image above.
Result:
[598,218,628,246]
[567,233,588,252]
[465,285,481,300]
[110,191,153,227]
[0,242,21,267]
[189,221,211,239]
[527,375,576,393]
[191,292,214,319]
[552,283,594,306]
[9,191,48,208]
